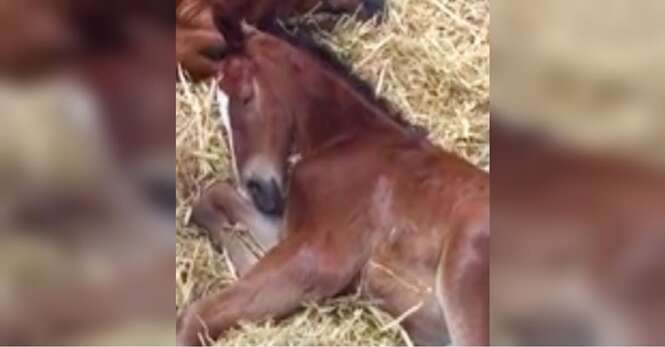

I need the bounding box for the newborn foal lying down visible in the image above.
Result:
[178,23,489,346]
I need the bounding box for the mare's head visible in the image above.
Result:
[219,0,385,22]
[287,0,385,19]
[215,21,402,215]
[177,0,383,80]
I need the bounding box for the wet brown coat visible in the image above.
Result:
[178,26,489,345]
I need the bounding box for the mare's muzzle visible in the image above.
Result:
[246,177,284,216]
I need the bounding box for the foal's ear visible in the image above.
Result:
[212,8,244,51]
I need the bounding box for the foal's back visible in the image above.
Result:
[284,127,489,344]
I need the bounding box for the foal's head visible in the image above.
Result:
[215,25,307,216]
[216,42,292,216]
[215,22,399,215]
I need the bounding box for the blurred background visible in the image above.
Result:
[491,0,665,345]
[5,0,665,345]
[0,0,174,344]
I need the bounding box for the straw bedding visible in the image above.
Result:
[492,0,665,167]
[176,0,489,345]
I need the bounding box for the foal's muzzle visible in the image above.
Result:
[246,177,284,216]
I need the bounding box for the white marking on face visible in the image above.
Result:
[435,253,445,313]
[216,89,240,181]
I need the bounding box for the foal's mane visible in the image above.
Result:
[264,23,422,134]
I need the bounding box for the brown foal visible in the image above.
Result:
[176,0,383,80]
[178,24,489,346]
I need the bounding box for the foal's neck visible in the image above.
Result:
[296,69,408,154]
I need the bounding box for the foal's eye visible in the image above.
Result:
[242,95,252,106]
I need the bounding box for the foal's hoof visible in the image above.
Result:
[190,195,232,231]
[189,182,241,249]
[176,305,205,346]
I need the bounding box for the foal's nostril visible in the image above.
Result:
[246,178,284,216]
[247,179,263,198]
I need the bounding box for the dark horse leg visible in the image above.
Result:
[191,181,280,276]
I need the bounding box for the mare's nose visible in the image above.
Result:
[201,43,227,61]
[246,177,284,216]
[143,175,177,212]
[362,0,385,17]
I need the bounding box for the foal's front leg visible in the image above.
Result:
[191,181,280,275]
[176,232,354,346]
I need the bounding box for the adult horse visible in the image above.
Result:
[176,0,384,80]
[178,23,489,345]
[491,117,665,345]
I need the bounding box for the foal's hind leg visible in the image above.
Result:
[191,181,281,276]
[439,213,490,346]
